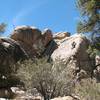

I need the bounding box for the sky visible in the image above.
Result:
[0,0,79,36]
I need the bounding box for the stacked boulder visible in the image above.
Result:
[0,26,97,82]
[10,26,57,59]
[10,26,43,58]
[0,25,100,99]
[52,34,95,80]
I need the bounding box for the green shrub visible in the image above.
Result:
[75,78,100,100]
[16,58,75,100]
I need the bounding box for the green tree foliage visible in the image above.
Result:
[76,0,100,50]
[0,23,6,35]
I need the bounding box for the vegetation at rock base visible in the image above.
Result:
[16,58,75,100]
[0,56,100,99]
[0,1,100,99]
[75,78,100,100]
[13,57,100,100]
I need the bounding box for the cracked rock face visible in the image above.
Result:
[10,26,54,58]
[52,34,95,80]
[0,37,27,67]
[0,27,96,81]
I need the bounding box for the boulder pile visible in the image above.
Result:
[0,26,99,99]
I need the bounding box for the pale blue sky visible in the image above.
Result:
[0,0,79,36]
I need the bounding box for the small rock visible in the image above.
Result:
[51,96,79,100]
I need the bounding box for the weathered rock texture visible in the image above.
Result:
[10,26,57,58]
[0,37,27,74]
[0,26,100,99]
[0,26,57,89]
[52,34,95,80]
[0,37,27,88]
[10,26,43,58]
[0,26,97,82]
[51,96,79,100]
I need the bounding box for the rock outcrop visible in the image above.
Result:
[0,26,97,82]
[52,34,95,80]
[0,37,27,73]
[0,37,28,88]
[0,88,14,99]
[10,26,43,58]
[10,26,58,63]
[0,26,100,99]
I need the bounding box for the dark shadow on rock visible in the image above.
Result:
[41,40,58,62]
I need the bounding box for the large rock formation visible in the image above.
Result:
[0,37,27,88]
[0,26,97,81]
[0,37,27,73]
[0,26,100,99]
[10,26,57,59]
[0,26,57,89]
[52,34,95,80]
[10,26,43,58]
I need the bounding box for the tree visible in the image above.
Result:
[0,23,6,35]
[76,0,100,50]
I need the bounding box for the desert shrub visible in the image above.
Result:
[75,78,100,100]
[16,58,75,100]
